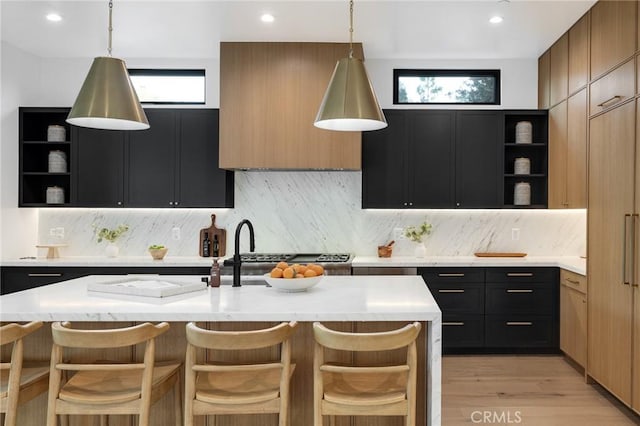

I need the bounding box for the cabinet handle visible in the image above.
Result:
[596,95,622,108]
[506,272,533,277]
[443,322,465,326]
[565,278,580,285]
[438,273,465,277]
[117,201,122,206]
[28,273,63,277]
[174,201,179,206]
[408,202,413,206]
[506,289,533,293]
[633,214,639,287]
[169,201,174,206]
[438,289,465,293]
[404,202,408,206]
[506,322,533,326]
[623,214,631,286]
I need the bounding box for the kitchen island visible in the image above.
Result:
[0,274,442,426]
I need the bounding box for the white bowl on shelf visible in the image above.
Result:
[263,273,323,292]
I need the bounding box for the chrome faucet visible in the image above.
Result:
[232,219,255,287]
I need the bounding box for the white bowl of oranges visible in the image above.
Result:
[264,262,325,292]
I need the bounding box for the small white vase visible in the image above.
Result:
[105,243,119,258]
[414,242,426,258]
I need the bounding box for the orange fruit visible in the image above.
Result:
[282,267,295,279]
[295,265,308,274]
[276,261,289,270]
[295,273,305,278]
[304,269,317,277]
[309,264,324,275]
[270,267,283,278]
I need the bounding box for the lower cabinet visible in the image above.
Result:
[559,269,587,367]
[419,266,559,353]
[0,266,210,295]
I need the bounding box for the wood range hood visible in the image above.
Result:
[219,42,364,170]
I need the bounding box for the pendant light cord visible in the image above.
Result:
[107,0,113,57]
[348,0,354,59]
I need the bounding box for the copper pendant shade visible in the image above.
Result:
[66,1,148,131]
[67,57,149,130]
[314,0,386,132]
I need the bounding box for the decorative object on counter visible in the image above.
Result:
[264,273,323,292]
[474,252,527,257]
[514,157,530,175]
[148,244,168,260]
[377,240,394,258]
[404,221,432,258]
[48,150,67,173]
[514,182,531,205]
[45,186,64,204]
[515,121,532,144]
[47,125,66,141]
[66,0,148,131]
[96,224,129,257]
[36,244,67,259]
[209,258,221,287]
[199,214,226,257]
[313,0,386,132]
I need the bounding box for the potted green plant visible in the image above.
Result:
[96,225,129,257]
[404,221,432,258]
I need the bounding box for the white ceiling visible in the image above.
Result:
[1,0,596,60]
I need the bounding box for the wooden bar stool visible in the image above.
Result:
[312,322,422,426]
[45,321,181,426]
[184,321,298,426]
[1,321,49,426]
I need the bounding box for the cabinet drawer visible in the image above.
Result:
[419,267,484,284]
[486,267,556,283]
[560,269,586,294]
[485,282,554,314]
[427,282,484,314]
[485,315,556,348]
[0,268,85,295]
[589,59,635,116]
[442,315,484,349]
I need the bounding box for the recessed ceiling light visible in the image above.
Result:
[46,13,62,22]
[261,13,275,23]
[489,15,503,24]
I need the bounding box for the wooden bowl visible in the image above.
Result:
[149,247,168,260]
[377,245,393,258]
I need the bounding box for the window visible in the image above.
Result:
[128,69,206,104]
[393,69,500,105]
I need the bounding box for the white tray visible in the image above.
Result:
[88,277,206,298]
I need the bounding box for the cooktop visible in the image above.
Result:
[234,253,352,263]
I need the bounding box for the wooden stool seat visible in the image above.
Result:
[59,361,181,405]
[184,322,298,426]
[324,387,407,406]
[1,322,49,426]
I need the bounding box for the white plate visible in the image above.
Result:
[263,273,323,292]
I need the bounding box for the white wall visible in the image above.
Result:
[1,42,41,259]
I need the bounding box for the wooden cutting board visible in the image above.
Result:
[199,214,226,257]
[474,252,527,257]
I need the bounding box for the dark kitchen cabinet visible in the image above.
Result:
[127,109,233,208]
[362,110,502,209]
[73,127,126,207]
[19,107,73,207]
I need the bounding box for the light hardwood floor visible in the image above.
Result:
[443,355,640,425]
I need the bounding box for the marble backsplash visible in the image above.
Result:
[37,171,586,258]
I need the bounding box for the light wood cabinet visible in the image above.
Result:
[548,90,587,209]
[634,285,640,412]
[538,50,551,109]
[550,33,569,107]
[590,0,636,80]
[587,99,635,406]
[568,12,589,94]
[548,101,568,208]
[589,58,635,116]
[219,42,363,170]
[560,270,587,367]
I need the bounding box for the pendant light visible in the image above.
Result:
[314,0,386,132]
[66,0,149,130]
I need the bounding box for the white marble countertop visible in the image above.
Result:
[0,275,442,322]
[352,255,586,275]
[1,255,586,275]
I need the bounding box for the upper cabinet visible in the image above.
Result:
[538,50,551,109]
[219,42,362,170]
[550,33,569,107]
[590,0,636,80]
[568,12,589,94]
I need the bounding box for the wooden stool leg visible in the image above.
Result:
[99,414,108,426]
[173,374,182,426]
[60,415,69,426]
